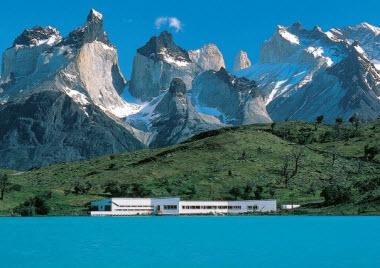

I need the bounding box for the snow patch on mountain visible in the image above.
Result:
[158,47,190,67]
[278,26,300,44]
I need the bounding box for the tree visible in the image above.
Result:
[335,117,343,125]
[243,183,253,199]
[254,186,263,200]
[335,117,344,138]
[281,146,305,188]
[320,184,351,205]
[281,155,291,187]
[14,196,50,216]
[349,114,360,131]
[72,180,92,195]
[290,146,304,178]
[104,181,122,196]
[315,115,324,130]
[270,122,276,132]
[0,173,8,200]
[229,186,242,200]
[364,145,378,161]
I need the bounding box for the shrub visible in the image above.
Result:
[320,184,351,205]
[14,196,50,216]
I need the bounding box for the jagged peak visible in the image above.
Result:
[233,50,252,72]
[137,31,191,63]
[312,25,323,33]
[355,22,380,35]
[290,21,303,30]
[13,26,62,47]
[214,67,256,91]
[275,25,300,45]
[63,9,109,47]
[351,41,368,57]
[87,9,103,23]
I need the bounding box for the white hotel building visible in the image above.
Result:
[90,197,276,216]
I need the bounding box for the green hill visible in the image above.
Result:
[1,120,380,216]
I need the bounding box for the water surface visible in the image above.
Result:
[0,216,379,267]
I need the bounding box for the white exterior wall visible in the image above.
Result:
[90,198,276,216]
[91,197,180,216]
[179,200,276,214]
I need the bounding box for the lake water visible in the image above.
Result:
[0,216,379,267]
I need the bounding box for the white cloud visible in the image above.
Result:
[155,16,182,32]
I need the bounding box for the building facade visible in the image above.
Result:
[90,197,276,216]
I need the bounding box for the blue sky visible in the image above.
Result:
[1,0,380,77]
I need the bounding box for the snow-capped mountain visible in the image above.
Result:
[0,9,144,170]
[128,32,227,101]
[2,11,380,170]
[127,78,222,147]
[192,67,271,124]
[237,22,380,122]
[128,31,201,101]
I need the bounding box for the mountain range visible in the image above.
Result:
[1,9,380,170]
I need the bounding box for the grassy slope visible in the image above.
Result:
[1,120,380,215]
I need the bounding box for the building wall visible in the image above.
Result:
[179,200,276,214]
[110,197,180,215]
[91,199,112,211]
[91,198,276,216]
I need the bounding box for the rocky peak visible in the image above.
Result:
[169,78,187,95]
[137,31,191,63]
[13,26,62,47]
[233,50,252,72]
[290,22,303,31]
[63,9,109,47]
[215,67,256,91]
[87,8,103,23]
[189,43,225,71]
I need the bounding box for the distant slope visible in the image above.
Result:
[1,120,379,215]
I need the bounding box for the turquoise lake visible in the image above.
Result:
[0,216,379,267]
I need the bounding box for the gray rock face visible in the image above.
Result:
[127,78,222,147]
[128,34,226,101]
[189,44,225,71]
[192,68,272,125]
[13,26,62,47]
[0,90,143,170]
[338,23,380,63]
[0,9,143,170]
[268,43,380,122]
[237,22,380,122]
[233,50,251,72]
[129,31,200,101]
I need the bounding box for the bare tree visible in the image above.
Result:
[291,146,305,178]
[0,173,9,200]
[315,115,324,130]
[330,146,337,166]
[281,146,305,188]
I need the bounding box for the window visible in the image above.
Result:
[164,205,177,210]
[104,205,111,211]
[248,205,258,210]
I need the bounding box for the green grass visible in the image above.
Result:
[1,120,380,216]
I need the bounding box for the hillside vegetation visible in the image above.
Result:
[1,119,380,216]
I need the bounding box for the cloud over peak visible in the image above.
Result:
[155,16,182,32]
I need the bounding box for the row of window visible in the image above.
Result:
[163,205,178,210]
[115,205,154,208]
[115,208,153,211]
[182,206,242,210]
